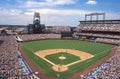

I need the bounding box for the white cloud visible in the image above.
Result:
[0,8,120,26]
[25,8,92,15]
[24,8,92,26]
[0,8,31,25]
[86,0,97,5]
[0,8,91,26]
[106,12,120,20]
[0,15,32,25]
[0,8,22,16]
[22,0,76,8]
[51,0,75,5]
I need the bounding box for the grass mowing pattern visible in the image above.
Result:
[45,52,80,65]
[22,40,114,79]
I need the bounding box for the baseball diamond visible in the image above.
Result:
[35,49,94,72]
[22,39,114,79]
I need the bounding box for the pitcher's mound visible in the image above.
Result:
[52,64,68,72]
[59,56,66,60]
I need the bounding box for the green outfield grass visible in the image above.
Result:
[22,40,114,79]
[45,52,80,65]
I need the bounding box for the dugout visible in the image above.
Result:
[89,36,97,40]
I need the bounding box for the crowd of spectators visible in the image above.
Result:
[51,26,71,33]
[79,24,120,32]
[95,38,119,45]
[84,46,120,79]
[75,23,120,45]
[75,32,120,39]
[0,36,35,78]
[18,34,61,41]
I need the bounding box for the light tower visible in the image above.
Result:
[33,12,40,25]
[85,13,105,21]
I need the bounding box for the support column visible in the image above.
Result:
[90,15,92,20]
[103,13,105,20]
[85,15,87,21]
[96,15,99,20]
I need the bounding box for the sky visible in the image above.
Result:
[0,0,120,26]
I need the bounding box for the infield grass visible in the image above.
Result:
[45,52,80,65]
[22,40,114,79]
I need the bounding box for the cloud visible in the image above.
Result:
[86,0,97,5]
[0,8,22,16]
[25,8,92,15]
[24,8,92,26]
[0,8,120,26]
[0,8,31,25]
[106,12,120,20]
[0,8,91,26]
[22,0,76,8]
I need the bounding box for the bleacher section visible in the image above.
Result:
[75,20,120,45]
[0,36,35,79]
[75,33,120,39]
[18,34,61,41]
[51,26,71,33]
[79,24,120,32]
[84,46,120,79]
[95,38,119,45]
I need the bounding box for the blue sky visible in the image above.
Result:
[0,0,120,26]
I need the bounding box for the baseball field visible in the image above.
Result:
[22,40,114,79]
